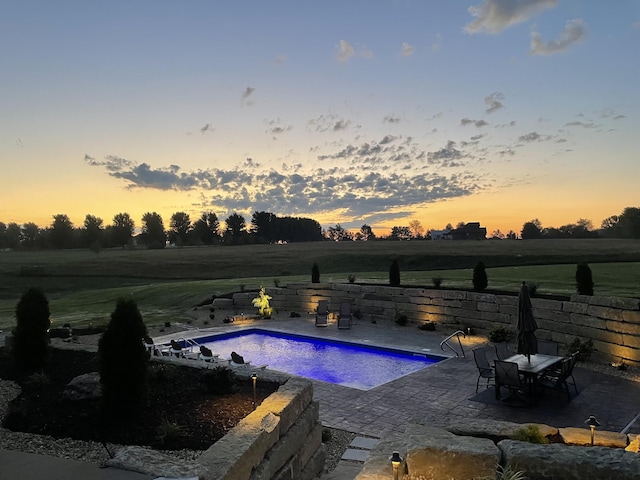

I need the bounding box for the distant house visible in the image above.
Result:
[430,229,451,240]
[448,222,487,240]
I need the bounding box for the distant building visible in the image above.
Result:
[430,229,451,240]
[448,222,487,240]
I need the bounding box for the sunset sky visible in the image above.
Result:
[1,0,638,236]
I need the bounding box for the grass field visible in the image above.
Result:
[1,239,638,330]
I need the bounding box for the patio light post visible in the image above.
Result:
[251,373,258,409]
[585,415,601,446]
[389,451,402,480]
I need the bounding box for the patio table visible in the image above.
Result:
[503,353,564,398]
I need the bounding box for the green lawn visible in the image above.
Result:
[1,239,638,330]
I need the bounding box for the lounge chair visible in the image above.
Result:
[169,339,197,359]
[337,301,352,330]
[143,336,168,356]
[472,347,495,392]
[315,300,329,327]
[199,345,219,363]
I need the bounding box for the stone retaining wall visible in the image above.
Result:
[230,283,640,366]
[103,355,325,480]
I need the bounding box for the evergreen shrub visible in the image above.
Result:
[13,288,51,373]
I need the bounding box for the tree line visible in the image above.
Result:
[1,206,638,250]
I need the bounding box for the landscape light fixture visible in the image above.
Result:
[389,451,402,480]
[585,415,601,445]
[251,373,258,408]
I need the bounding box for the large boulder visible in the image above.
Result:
[405,424,499,480]
[500,439,640,480]
[446,418,557,440]
[63,372,102,401]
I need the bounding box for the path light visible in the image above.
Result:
[251,373,258,409]
[585,415,601,445]
[389,451,402,480]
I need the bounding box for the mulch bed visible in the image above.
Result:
[0,347,279,451]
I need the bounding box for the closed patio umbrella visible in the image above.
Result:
[517,281,538,361]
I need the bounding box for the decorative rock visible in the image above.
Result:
[404,424,499,480]
[446,418,557,440]
[105,445,202,478]
[63,372,102,401]
[559,427,628,448]
[626,434,640,453]
[500,439,640,480]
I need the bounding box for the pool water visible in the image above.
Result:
[194,329,443,390]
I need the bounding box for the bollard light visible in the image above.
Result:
[585,415,601,445]
[251,373,258,409]
[389,451,402,480]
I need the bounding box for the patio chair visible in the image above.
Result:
[539,356,574,400]
[199,345,219,363]
[337,301,352,330]
[143,336,168,356]
[537,339,559,356]
[472,347,495,393]
[315,300,329,327]
[169,339,197,359]
[494,342,514,361]
[494,360,531,405]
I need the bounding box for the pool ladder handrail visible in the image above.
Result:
[178,336,201,354]
[440,330,466,357]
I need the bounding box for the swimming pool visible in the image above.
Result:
[187,329,444,390]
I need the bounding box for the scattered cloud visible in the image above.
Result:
[383,115,401,124]
[307,114,351,132]
[85,150,483,220]
[273,54,287,64]
[517,131,554,142]
[484,92,505,113]
[565,121,597,129]
[426,140,468,167]
[265,119,293,136]
[400,42,414,57]
[200,123,214,134]
[465,0,558,34]
[336,39,373,62]
[241,86,255,106]
[530,18,587,55]
[461,118,489,128]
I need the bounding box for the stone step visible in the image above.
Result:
[341,449,370,462]
[349,436,379,450]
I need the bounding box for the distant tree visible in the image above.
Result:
[99,298,149,416]
[50,214,74,249]
[21,222,41,248]
[251,211,277,243]
[490,229,505,240]
[616,207,640,239]
[327,224,352,241]
[141,212,166,249]
[389,226,411,241]
[13,288,51,373]
[4,222,21,249]
[355,224,375,241]
[600,215,619,238]
[576,263,594,296]
[389,259,401,287]
[193,212,220,245]
[224,213,247,244]
[169,211,191,245]
[408,219,424,239]
[472,261,488,292]
[0,222,6,249]
[445,223,453,231]
[521,219,543,239]
[83,214,104,248]
[456,221,466,229]
[506,230,518,240]
[112,213,135,249]
[311,263,320,283]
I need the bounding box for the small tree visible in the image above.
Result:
[472,261,488,292]
[389,259,401,287]
[252,286,273,318]
[576,262,594,295]
[99,298,149,416]
[311,263,320,283]
[13,288,51,373]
